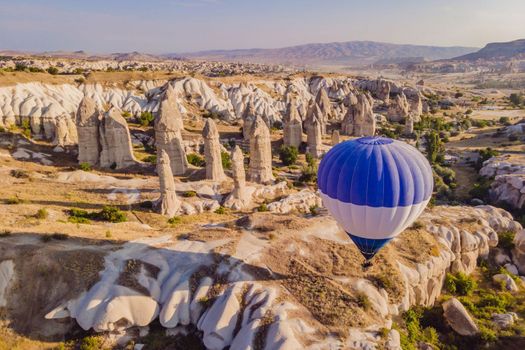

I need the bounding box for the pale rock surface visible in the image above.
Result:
[492,312,518,328]
[282,99,303,148]
[54,114,78,147]
[99,107,137,169]
[155,85,188,176]
[442,298,479,336]
[353,93,376,137]
[267,189,322,214]
[387,93,410,123]
[492,273,519,291]
[224,146,251,210]
[156,150,181,217]
[314,88,334,120]
[76,96,101,165]
[203,118,226,181]
[0,260,14,307]
[306,115,323,158]
[242,100,256,141]
[404,114,414,136]
[248,116,274,184]
[331,130,340,145]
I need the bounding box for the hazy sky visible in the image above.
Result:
[1,0,524,53]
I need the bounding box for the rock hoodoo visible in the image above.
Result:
[404,114,414,135]
[242,100,256,141]
[283,99,303,148]
[156,149,180,217]
[387,92,410,122]
[155,85,188,176]
[224,146,250,210]
[202,118,226,181]
[248,116,274,184]
[352,93,376,136]
[315,88,334,120]
[306,115,323,158]
[331,130,340,145]
[76,96,101,165]
[99,107,137,169]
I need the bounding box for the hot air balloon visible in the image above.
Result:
[317,136,433,265]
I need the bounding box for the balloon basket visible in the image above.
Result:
[361,260,373,271]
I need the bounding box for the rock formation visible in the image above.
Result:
[377,78,391,103]
[155,85,188,176]
[224,146,250,210]
[404,114,414,135]
[306,115,323,158]
[242,100,256,141]
[315,88,334,120]
[202,118,226,181]
[352,94,376,136]
[156,150,180,217]
[76,96,101,165]
[408,93,423,121]
[442,298,479,336]
[387,93,410,122]
[304,100,326,135]
[331,130,340,145]
[283,99,303,148]
[248,116,274,184]
[54,115,77,147]
[99,107,137,169]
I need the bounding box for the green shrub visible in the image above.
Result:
[214,206,227,214]
[183,190,197,197]
[5,197,23,205]
[498,231,515,251]
[257,203,269,212]
[79,335,103,350]
[10,169,30,178]
[279,145,299,166]
[97,206,127,223]
[143,155,157,164]
[138,111,155,126]
[187,153,205,167]
[221,151,232,170]
[35,208,48,220]
[168,216,182,225]
[445,272,477,296]
[499,116,511,126]
[79,162,92,171]
[20,119,31,138]
[469,177,492,200]
[46,66,59,75]
[309,204,319,216]
[356,293,371,310]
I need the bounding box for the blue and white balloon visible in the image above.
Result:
[317,136,433,260]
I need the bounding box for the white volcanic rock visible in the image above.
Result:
[283,99,303,148]
[492,312,518,328]
[99,107,137,169]
[155,84,188,176]
[203,118,226,181]
[387,92,410,123]
[443,298,479,336]
[76,96,101,165]
[331,130,340,145]
[156,150,181,217]
[267,189,322,214]
[306,115,323,158]
[0,260,14,307]
[224,146,251,210]
[248,116,274,184]
[352,93,376,137]
[492,273,519,291]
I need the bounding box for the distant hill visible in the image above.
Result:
[173,41,478,66]
[453,39,525,61]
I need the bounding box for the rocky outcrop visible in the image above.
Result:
[156,150,181,217]
[387,93,410,123]
[352,93,376,137]
[248,116,274,184]
[76,96,101,165]
[443,298,479,336]
[203,118,226,181]
[223,146,250,210]
[155,85,188,176]
[314,88,334,120]
[306,115,323,158]
[241,100,256,141]
[331,130,340,145]
[53,115,78,147]
[304,100,326,135]
[404,114,414,135]
[99,107,137,169]
[282,99,303,148]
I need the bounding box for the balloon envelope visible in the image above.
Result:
[317,136,433,260]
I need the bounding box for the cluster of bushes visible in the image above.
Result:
[509,93,524,107]
[298,153,318,185]
[445,272,477,296]
[279,145,298,166]
[138,111,155,127]
[68,206,127,224]
[187,153,205,167]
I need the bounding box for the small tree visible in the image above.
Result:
[424,131,444,165]
[46,66,59,75]
[138,111,155,127]
[509,93,524,107]
[279,145,298,166]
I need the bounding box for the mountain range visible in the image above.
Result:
[173,41,478,66]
